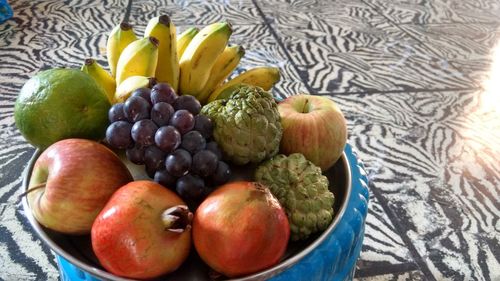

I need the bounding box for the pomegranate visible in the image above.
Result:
[193,181,290,278]
[91,180,192,279]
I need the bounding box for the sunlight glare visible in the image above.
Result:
[481,38,500,113]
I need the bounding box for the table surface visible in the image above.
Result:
[1,0,499,280]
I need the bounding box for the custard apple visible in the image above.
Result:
[201,85,282,165]
[255,153,335,241]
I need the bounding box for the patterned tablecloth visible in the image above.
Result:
[0,0,499,280]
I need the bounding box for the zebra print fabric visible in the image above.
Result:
[363,0,500,24]
[400,23,500,87]
[1,0,499,280]
[334,89,500,280]
[259,0,475,93]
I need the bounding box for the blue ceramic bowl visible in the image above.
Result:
[0,0,13,24]
[22,144,369,281]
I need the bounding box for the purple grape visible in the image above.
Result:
[173,95,201,115]
[108,103,127,122]
[176,174,205,202]
[105,121,132,149]
[124,96,151,122]
[151,102,174,127]
[181,131,206,154]
[151,83,177,104]
[165,149,191,177]
[131,119,158,147]
[155,125,181,152]
[126,145,146,165]
[206,141,222,160]
[169,109,194,134]
[192,150,218,177]
[131,88,152,106]
[145,164,157,178]
[211,161,231,186]
[201,185,214,197]
[194,114,213,139]
[144,145,166,173]
[154,169,177,190]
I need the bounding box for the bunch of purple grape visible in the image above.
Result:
[105,83,231,203]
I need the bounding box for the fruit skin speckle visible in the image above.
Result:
[15,68,111,149]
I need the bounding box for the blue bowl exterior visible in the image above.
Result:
[56,144,370,281]
[0,0,13,24]
[58,256,100,281]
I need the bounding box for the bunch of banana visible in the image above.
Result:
[144,15,179,91]
[207,66,280,102]
[107,22,137,78]
[196,45,245,102]
[109,15,182,101]
[82,20,160,103]
[115,76,157,102]
[115,36,159,85]
[82,16,281,105]
[177,27,199,58]
[177,22,280,103]
[179,22,233,99]
[81,58,116,103]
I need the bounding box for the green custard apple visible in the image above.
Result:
[201,84,282,165]
[255,153,335,241]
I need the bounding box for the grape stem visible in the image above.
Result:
[161,205,193,233]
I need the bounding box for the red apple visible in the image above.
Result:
[26,138,132,234]
[91,180,192,279]
[278,94,347,171]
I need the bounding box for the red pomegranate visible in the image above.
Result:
[91,181,192,279]
[193,181,290,277]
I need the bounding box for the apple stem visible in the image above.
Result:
[302,98,310,113]
[17,182,46,201]
[161,205,193,233]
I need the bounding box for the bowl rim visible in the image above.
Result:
[21,149,352,281]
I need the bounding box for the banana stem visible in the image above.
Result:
[120,22,132,31]
[158,15,171,25]
[147,77,157,88]
[161,205,193,233]
[84,58,95,66]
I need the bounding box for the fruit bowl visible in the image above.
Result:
[21,144,369,281]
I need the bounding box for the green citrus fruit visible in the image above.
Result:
[14,68,111,149]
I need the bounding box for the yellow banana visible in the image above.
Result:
[208,66,280,102]
[179,22,232,97]
[197,45,245,104]
[81,58,116,104]
[115,76,157,102]
[115,36,159,85]
[144,15,179,91]
[176,27,199,59]
[106,22,137,78]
